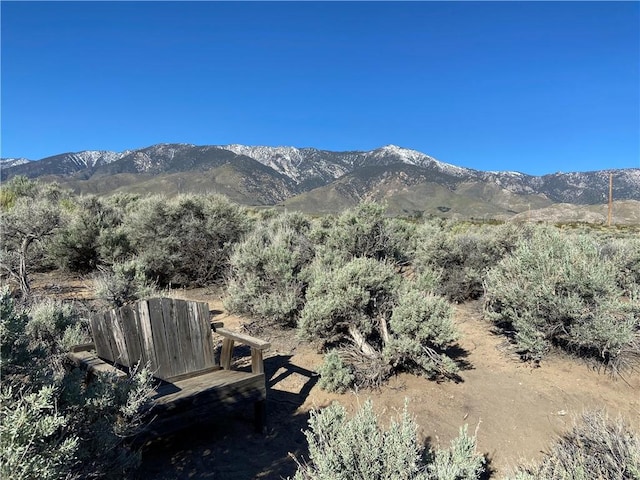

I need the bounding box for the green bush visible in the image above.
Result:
[51,195,123,273]
[0,385,78,480]
[0,287,31,373]
[93,259,157,309]
[385,289,459,379]
[291,400,485,480]
[426,425,487,480]
[0,181,66,295]
[299,257,459,387]
[58,366,155,476]
[27,299,91,356]
[122,194,251,286]
[601,237,640,296]
[509,410,640,480]
[310,202,415,266]
[0,175,39,208]
[413,221,525,302]
[318,350,355,393]
[484,228,640,370]
[225,212,314,326]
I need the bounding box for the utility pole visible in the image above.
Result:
[607,173,613,227]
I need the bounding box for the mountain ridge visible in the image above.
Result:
[2,143,638,221]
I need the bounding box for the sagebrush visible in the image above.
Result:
[484,227,640,370]
[291,400,485,480]
[508,409,640,480]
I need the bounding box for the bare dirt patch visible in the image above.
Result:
[30,272,640,479]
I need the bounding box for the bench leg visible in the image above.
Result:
[254,400,266,433]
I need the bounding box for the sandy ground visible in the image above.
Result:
[30,272,640,479]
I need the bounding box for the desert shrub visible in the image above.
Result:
[27,298,91,356]
[299,257,459,387]
[310,202,414,266]
[426,425,486,480]
[94,259,157,308]
[484,227,640,369]
[509,410,640,480]
[0,385,78,480]
[50,195,124,273]
[414,221,526,302]
[601,237,640,295]
[122,194,251,286]
[96,193,142,265]
[0,287,31,372]
[291,400,485,480]
[318,350,355,393]
[385,289,459,378]
[0,175,39,208]
[0,288,155,479]
[1,368,155,480]
[0,180,67,296]
[225,212,314,325]
[57,365,155,477]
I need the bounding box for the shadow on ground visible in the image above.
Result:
[137,355,318,480]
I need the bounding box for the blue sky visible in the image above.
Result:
[1,1,638,175]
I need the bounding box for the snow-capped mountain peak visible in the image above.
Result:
[221,144,306,181]
[66,150,127,168]
[368,145,470,177]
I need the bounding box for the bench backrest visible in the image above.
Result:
[90,298,216,381]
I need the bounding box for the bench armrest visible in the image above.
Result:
[215,327,270,374]
[216,327,270,350]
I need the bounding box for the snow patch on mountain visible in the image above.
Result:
[368,145,471,177]
[66,150,127,168]
[0,158,31,167]
[222,145,307,182]
[220,144,473,184]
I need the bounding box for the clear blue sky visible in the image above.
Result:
[2,1,639,175]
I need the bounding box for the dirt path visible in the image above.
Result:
[30,273,640,478]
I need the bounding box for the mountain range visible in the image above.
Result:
[2,144,639,223]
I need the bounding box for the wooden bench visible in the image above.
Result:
[68,298,270,439]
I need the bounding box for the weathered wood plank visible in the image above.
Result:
[152,370,265,407]
[138,374,266,439]
[165,365,222,383]
[216,327,271,350]
[197,301,216,367]
[148,298,172,379]
[71,343,94,353]
[137,300,158,375]
[220,338,234,370]
[186,300,206,372]
[91,312,114,362]
[174,299,197,374]
[161,298,186,378]
[103,310,123,364]
[251,348,264,374]
[110,308,130,367]
[67,350,128,378]
[120,303,145,369]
